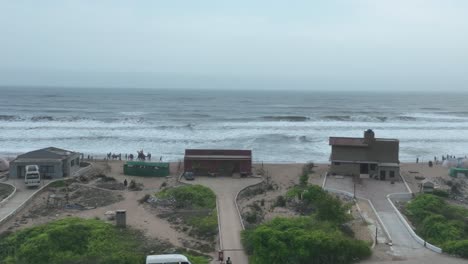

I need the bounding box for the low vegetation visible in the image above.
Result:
[405,194,468,258]
[156,185,218,240]
[242,184,370,264]
[0,217,210,264]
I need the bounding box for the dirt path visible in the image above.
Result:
[182,177,262,264]
[75,190,186,247]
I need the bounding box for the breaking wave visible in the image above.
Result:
[261,115,310,122]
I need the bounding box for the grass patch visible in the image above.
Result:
[48,180,67,188]
[156,184,216,209]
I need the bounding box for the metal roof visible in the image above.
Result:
[185,155,251,160]
[329,137,368,147]
[16,147,78,160]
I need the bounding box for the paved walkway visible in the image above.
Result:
[182,176,262,264]
[0,178,48,221]
[325,176,466,263]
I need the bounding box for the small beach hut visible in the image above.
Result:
[420,179,435,193]
[123,161,170,177]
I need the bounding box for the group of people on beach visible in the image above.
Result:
[416,154,468,165]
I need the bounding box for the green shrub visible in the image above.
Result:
[0,218,144,264]
[443,240,468,258]
[302,185,351,224]
[432,189,449,198]
[275,195,286,207]
[405,194,468,255]
[419,214,463,245]
[242,217,371,264]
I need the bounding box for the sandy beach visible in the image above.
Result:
[1,160,467,264]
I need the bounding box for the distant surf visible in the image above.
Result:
[1,87,468,162]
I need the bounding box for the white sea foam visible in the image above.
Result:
[1,88,468,162]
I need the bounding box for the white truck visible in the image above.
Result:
[24,165,41,187]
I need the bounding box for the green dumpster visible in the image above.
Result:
[449,167,468,178]
[123,161,170,177]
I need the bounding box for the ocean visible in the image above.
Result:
[1,87,468,163]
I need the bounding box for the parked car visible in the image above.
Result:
[183,171,194,180]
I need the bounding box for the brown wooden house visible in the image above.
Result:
[184,149,252,177]
[329,129,400,180]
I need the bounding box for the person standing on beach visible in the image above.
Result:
[123,179,128,189]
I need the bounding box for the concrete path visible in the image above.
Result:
[182,176,262,264]
[325,176,467,263]
[0,178,49,221]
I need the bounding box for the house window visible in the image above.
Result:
[75,158,79,166]
[380,170,386,177]
[71,160,75,166]
[390,171,395,178]
[370,164,376,170]
[334,162,341,166]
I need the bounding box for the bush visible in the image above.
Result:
[443,240,468,258]
[138,194,150,204]
[405,194,468,255]
[302,185,351,224]
[0,218,144,264]
[432,189,449,198]
[242,217,371,264]
[275,195,286,207]
[245,210,261,224]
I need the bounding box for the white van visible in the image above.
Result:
[24,165,41,187]
[146,254,192,264]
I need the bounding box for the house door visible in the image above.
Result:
[380,170,386,180]
[17,166,24,178]
[360,163,369,174]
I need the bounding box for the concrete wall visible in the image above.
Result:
[331,140,399,164]
[329,162,360,176]
[64,153,81,177]
[378,166,400,181]
[10,160,63,179]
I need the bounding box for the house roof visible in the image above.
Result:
[329,137,368,147]
[185,155,252,160]
[16,147,78,160]
[329,137,399,147]
[185,149,251,155]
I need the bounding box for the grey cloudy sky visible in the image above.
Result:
[1,0,468,91]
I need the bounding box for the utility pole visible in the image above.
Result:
[375,226,378,245]
[353,182,356,199]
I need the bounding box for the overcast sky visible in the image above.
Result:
[1,0,468,91]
